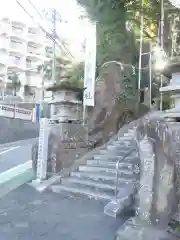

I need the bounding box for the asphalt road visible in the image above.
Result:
[0,185,130,240]
[0,138,38,173]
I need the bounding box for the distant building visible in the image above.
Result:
[0,17,58,102]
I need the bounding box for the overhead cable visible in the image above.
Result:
[26,0,74,58]
[16,0,74,59]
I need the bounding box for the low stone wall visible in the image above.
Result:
[136,117,178,226]
[116,114,180,239]
[0,116,39,144]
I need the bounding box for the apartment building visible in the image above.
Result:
[0,17,54,102]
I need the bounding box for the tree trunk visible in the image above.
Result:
[96,3,136,66]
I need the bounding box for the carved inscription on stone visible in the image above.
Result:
[138,136,155,222]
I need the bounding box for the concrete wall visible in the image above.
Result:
[0,116,39,144]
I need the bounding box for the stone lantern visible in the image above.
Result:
[46,83,83,121]
[160,57,180,109]
[44,83,88,175]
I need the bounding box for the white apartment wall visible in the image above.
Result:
[0,17,53,101]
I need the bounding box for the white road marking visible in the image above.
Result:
[0,146,20,155]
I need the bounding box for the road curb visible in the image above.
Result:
[0,161,33,198]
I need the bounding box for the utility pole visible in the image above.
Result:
[160,0,164,111]
[52,8,56,86]
[149,43,152,109]
[138,0,144,102]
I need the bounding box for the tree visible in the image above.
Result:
[38,56,72,83]
[7,73,21,96]
[77,0,161,64]
[77,0,180,60]
[67,61,84,88]
[76,0,180,106]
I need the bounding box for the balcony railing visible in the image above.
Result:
[8,57,24,68]
[10,43,25,52]
[0,68,6,75]
[26,75,42,87]
[10,28,25,40]
[0,55,8,65]
[28,33,39,42]
[0,25,10,35]
[0,40,8,50]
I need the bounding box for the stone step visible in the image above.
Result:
[106,144,130,150]
[62,177,116,191]
[79,165,116,174]
[118,169,135,177]
[86,160,134,169]
[106,144,130,151]
[118,136,134,141]
[106,145,123,151]
[99,148,131,155]
[78,165,135,178]
[87,159,116,168]
[127,129,136,132]
[123,133,134,137]
[51,184,114,200]
[110,140,131,146]
[93,154,139,162]
[111,139,132,144]
[70,171,136,184]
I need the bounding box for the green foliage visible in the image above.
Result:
[38,56,71,82]
[118,68,137,103]
[7,73,21,96]
[41,57,84,87]
[76,0,170,104]
[67,62,84,86]
[176,225,180,231]
[56,79,83,89]
[77,0,162,66]
[44,60,85,101]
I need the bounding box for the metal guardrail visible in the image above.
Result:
[115,147,138,200]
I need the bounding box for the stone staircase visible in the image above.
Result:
[51,124,140,206]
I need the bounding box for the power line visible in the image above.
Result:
[25,0,74,58]
[16,1,55,43]
[16,0,74,59]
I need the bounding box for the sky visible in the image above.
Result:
[0,0,92,62]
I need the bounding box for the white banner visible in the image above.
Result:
[83,24,96,106]
[0,104,32,121]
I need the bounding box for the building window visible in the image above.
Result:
[28,28,37,34]
[26,59,31,67]
[12,26,23,33]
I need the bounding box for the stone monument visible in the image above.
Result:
[46,83,88,170]
[160,57,180,108]
[32,83,88,179]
